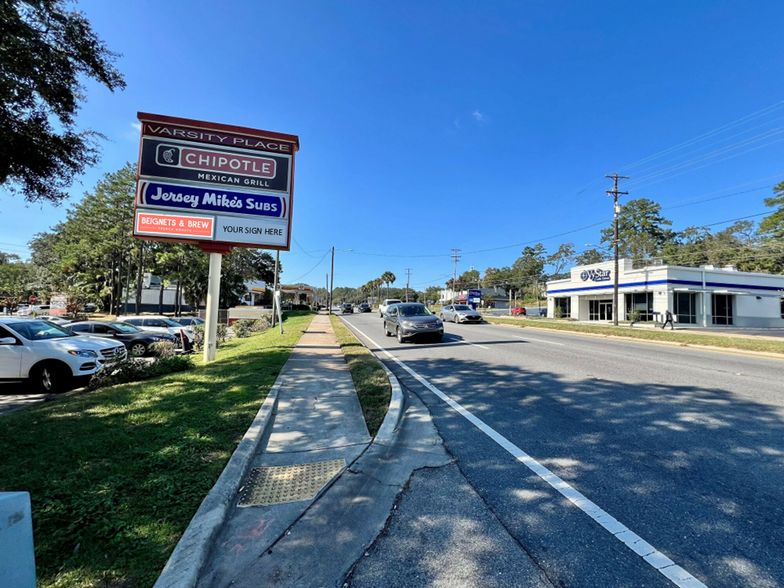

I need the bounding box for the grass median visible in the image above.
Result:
[0,311,315,588]
[485,316,784,355]
[329,314,391,436]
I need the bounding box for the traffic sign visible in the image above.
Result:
[28,295,37,303]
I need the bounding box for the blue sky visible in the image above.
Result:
[2,1,784,289]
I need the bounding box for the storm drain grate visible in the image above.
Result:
[238,459,346,507]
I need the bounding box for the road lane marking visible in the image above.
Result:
[341,318,708,588]
[512,335,565,346]
[465,341,489,350]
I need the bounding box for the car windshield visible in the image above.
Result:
[159,318,182,327]
[454,305,471,310]
[398,305,432,317]
[110,322,140,333]
[8,320,74,340]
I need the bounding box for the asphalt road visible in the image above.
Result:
[340,312,784,588]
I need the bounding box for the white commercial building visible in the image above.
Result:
[546,259,784,328]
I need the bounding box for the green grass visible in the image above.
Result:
[329,315,392,436]
[485,316,784,355]
[0,311,315,588]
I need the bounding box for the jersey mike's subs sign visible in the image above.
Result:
[133,112,299,250]
[138,181,287,219]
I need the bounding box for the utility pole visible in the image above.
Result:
[271,250,280,327]
[606,173,629,326]
[451,248,461,304]
[328,246,335,314]
[405,268,412,302]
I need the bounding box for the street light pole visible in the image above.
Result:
[606,174,629,326]
[328,246,335,314]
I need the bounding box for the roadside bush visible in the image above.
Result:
[233,319,254,338]
[554,307,564,319]
[252,316,271,332]
[192,322,229,351]
[627,309,641,326]
[151,340,178,358]
[89,354,194,390]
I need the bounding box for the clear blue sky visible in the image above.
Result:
[2,1,783,289]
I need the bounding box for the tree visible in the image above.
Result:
[600,198,675,262]
[381,271,396,298]
[424,286,441,304]
[1,0,126,205]
[759,181,784,241]
[574,248,609,266]
[0,252,22,264]
[547,243,575,279]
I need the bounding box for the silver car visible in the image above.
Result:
[440,304,483,324]
[383,303,444,343]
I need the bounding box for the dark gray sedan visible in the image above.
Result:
[440,304,483,324]
[383,303,444,343]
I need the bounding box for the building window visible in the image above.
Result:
[712,294,733,325]
[624,292,653,321]
[554,297,571,318]
[781,297,784,319]
[673,292,697,324]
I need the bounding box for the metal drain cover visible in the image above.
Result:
[238,459,346,507]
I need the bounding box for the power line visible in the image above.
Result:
[287,249,331,283]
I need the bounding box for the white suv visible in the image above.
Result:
[0,318,127,392]
[116,315,195,346]
[379,299,403,317]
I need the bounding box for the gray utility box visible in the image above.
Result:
[0,492,36,588]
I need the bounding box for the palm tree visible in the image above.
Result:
[381,271,396,299]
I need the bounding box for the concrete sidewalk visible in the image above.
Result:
[197,313,373,588]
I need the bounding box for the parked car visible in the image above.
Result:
[379,299,403,317]
[171,317,205,327]
[383,303,443,343]
[0,317,126,392]
[357,303,371,313]
[68,321,176,357]
[440,304,483,324]
[116,315,194,346]
[342,303,353,314]
[44,316,73,326]
[83,303,98,313]
[511,307,527,316]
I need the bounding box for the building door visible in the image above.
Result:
[712,294,733,325]
[599,300,613,321]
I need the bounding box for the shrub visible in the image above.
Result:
[89,354,194,390]
[554,307,564,319]
[233,319,254,338]
[628,309,641,325]
[252,316,271,332]
[192,322,229,350]
[151,340,177,358]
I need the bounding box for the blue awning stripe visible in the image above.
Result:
[548,278,784,295]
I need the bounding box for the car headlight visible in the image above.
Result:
[68,349,98,358]
[400,320,414,327]
[435,319,443,326]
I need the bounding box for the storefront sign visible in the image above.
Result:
[134,112,299,250]
[137,180,286,219]
[580,269,611,282]
[213,215,288,246]
[135,211,215,239]
[140,138,291,192]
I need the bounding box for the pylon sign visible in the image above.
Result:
[133,112,299,250]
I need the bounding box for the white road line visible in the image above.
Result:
[512,335,565,346]
[341,318,707,588]
[465,340,489,350]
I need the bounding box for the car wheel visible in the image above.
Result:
[384,322,392,336]
[454,314,459,323]
[31,362,69,393]
[396,327,405,343]
[130,341,148,357]
[439,314,444,321]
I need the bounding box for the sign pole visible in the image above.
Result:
[204,252,222,362]
[271,250,280,328]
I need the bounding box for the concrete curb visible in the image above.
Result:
[335,315,405,445]
[487,320,784,360]
[373,361,405,445]
[152,375,285,588]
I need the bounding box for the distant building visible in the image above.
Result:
[438,287,508,308]
[547,259,784,327]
